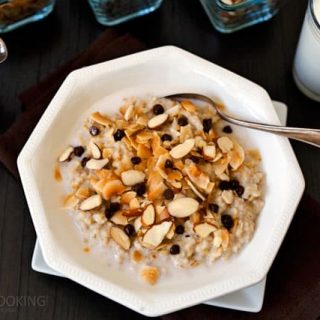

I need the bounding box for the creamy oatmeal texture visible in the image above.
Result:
[56,97,264,285]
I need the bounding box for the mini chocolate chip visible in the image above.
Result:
[165,159,174,169]
[105,208,113,219]
[131,156,141,165]
[235,185,245,197]
[169,244,180,255]
[153,104,165,115]
[178,116,188,126]
[189,155,200,163]
[161,134,173,142]
[223,125,233,133]
[132,182,146,196]
[109,202,121,213]
[163,189,174,200]
[89,126,100,136]
[113,129,125,141]
[175,225,185,235]
[81,157,90,167]
[209,203,219,213]
[185,234,190,238]
[73,146,85,157]
[124,224,135,237]
[203,118,212,133]
[221,214,234,230]
[229,179,240,190]
[219,180,231,190]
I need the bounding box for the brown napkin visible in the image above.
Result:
[163,192,320,320]
[0,29,146,178]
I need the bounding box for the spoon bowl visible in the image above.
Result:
[166,93,320,148]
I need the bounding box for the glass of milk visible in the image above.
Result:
[293,0,320,102]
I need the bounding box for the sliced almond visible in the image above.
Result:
[185,178,206,201]
[221,190,234,204]
[142,221,173,248]
[203,145,216,160]
[110,211,128,225]
[121,170,145,186]
[167,197,199,218]
[79,194,102,211]
[121,191,137,204]
[89,141,102,159]
[110,226,130,250]
[190,211,201,224]
[63,193,79,208]
[158,208,170,222]
[86,158,109,170]
[58,146,73,162]
[169,139,195,159]
[141,205,155,226]
[229,141,245,170]
[217,137,233,153]
[147,113,168,129]
[140,265,160,285]
[194,223,217,238]
[102,179,126,200]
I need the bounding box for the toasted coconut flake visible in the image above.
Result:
[58,146,73,162]
[110,211,128,225]
[170,139,195,159]
[141,204,156,226]
[194,223,217,238]
[121,170,145,186]
[121,191,137,204]
[137,144,152,159]
[140,265,160,285]
[135,130,154,144]
[134,217,142,232]
[213,157,229,175]
[148,113,168,129]
[190,211,201,224]
[181,100,197,112]
[91,112,112,126]
[179,125,193,143]
[75,187,93,200]
[166,223,175,239]
[167,197,199,218]
[102,179,126,200]
[110,226,130,250]
[217,137,233,153]
[80,194,102,211]
[165,104,180,117]
[63,193,79,208]
[158,208,170,222]
[142,221,173,248]
[124,104,134,121]
[185,164,210,191]
[129,197,140,209]
[86,158,109,170]
[213,229,230,250]
[147,171,167,201]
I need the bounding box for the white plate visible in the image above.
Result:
[18,46,304,316]
[31,101,287,314]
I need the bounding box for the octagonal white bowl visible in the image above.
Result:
[17,46,304,316]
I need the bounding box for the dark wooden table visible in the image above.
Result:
[0,0,319,319]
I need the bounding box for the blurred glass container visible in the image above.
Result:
[200,0,282,33]
[87,0,163,26]
[0,0,55,33]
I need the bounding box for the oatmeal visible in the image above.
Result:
[56,97,264,285]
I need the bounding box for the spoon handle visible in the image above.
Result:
[219,112,320,148]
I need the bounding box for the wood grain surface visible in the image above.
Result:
[0,0,319,319]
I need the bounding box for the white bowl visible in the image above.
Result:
[17,46,304,316]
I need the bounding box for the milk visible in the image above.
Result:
[293,0,320,102]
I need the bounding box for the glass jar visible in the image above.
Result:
[87,0,163,26]
[0,0,55,34]
[293,0,320,102]
[200,0,283,33]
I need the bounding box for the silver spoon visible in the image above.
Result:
[166,93,320,148]
[0,38,8,63]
